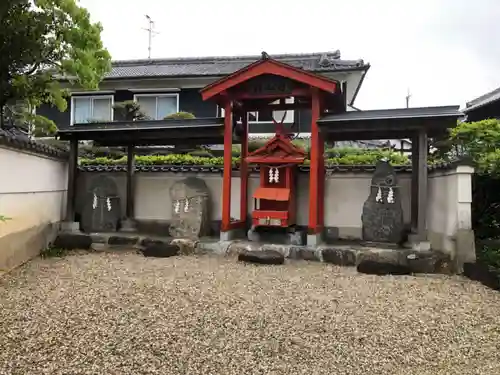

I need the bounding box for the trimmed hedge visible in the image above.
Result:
[79,147,410,166]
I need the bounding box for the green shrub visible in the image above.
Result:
[164,112,196,120]
[114,101,150,121]
[79,147,410,167]
[478,245,500,269]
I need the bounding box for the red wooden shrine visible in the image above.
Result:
[246,126,306,228]
[200,52,340,242]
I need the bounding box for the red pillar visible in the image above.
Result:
[221,100,233,232]
[308,88,321,235]
[240,112,249,223]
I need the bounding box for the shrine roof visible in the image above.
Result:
[200,53,339,100]
[57,118,226,146]
[317,106,463,140]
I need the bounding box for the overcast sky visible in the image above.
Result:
[80,0,500,110]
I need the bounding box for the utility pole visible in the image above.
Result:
[143,15,159,59]
[405,88,412,108]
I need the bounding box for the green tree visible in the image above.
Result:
[449,119,500,175]
[0,0,111,135]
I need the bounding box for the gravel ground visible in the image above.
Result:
[1,253,500,375]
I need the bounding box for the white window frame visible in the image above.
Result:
[70,95,114,125]
[133,93,180,120]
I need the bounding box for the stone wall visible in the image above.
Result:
[0,144,68,273]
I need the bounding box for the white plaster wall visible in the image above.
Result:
[0,146,67,237]
[427,166,474,254]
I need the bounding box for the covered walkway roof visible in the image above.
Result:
[317,106,462,140]
[57,118,226,146]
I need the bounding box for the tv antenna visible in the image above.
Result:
[143,15,160,59]
[405,88,412,108]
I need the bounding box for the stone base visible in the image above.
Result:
[141,243,180,258]
[463,263,500,291]
[120,218,137,233]
[408,234,431,251]
[238,250,285,265]
[53,233,92,250]
[59,221,81,233]
[307,233,323,247]
[220,229,245,241]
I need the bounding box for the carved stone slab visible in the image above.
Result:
[361,161,404,243]
[169,177,211,238]
[81,175,121,233]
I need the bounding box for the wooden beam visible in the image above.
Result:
[411,134,419,232]
[240,112,249,223]
[308,88,321,234]
[125,145,136,220]
[221,101,233,232]
[417,128,428,240]
[65,138,78,222]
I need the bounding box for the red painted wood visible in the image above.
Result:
[200,58,337,101]
[246,133,306,165]
[240,113,248,222]
[253,187,291,201]
[221,101,233,232]
[308,88,321,234]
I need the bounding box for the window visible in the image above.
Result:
[216,97,294,123]
[71,96,113,124]
[134,94,179,120]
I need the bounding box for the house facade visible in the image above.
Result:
[37,50,369,135]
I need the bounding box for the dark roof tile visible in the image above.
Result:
[79,161,469,174]
[0,128,68,160]
[104,51,368,80]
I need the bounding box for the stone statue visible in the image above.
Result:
[169,177,211,238]
[81,175,121,233]
[361,160,404,243]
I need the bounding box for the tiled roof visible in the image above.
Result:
[0,128,68,159]
[465,86,500,112]
[79,161,467,174]
[318,106,463,123]
[105,50,368,80]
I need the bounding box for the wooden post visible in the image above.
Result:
[65,138,78,222]
[125,145,135,220]
[240,111,248,223]
[410,134,419,232]
[221,100,233,232]
[417,128,428,240]
[308,88,321,236]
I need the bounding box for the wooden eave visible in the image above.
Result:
[246,133,306,164]
[56,118,229,146]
